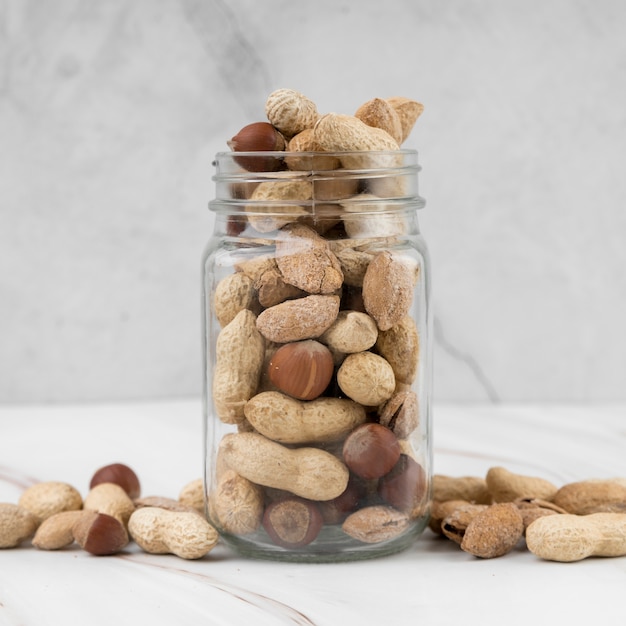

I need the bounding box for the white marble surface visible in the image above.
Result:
[2,400,626,625]
[2,1,626,404]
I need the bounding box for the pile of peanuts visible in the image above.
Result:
[431,466,626,562]
[0,463,216,559]
[207,90,430,549]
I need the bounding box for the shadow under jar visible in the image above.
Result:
[202,149,432,562]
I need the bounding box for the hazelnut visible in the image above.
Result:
[378,455,427,514]
[72,512,129,556]
[262,497,323,548]
[268,340,334,401]
[342,423,401,480]
[89,463,141,499]
[226,215,248,236]
[227,122,286,172]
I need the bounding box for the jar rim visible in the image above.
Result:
[212,149,421,179]
[213,148,419,158]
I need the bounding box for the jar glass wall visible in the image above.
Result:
[202,150,432,562]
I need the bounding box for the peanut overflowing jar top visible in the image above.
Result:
[226,89,424,172]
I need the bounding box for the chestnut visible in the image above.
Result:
[378,455,427,513]
[73,512,129,556]
[342,423,401,480]
[262,497,323,548]
[89,463,141,500]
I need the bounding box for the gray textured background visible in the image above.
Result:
[2,0,625,404]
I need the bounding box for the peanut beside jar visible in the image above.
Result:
[202,89,431,562]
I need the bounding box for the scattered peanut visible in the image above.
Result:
[526,513,626,562]
[134,496,201,515]
[441,503,489,545]
[18,481,83,523]
[486,466,558,503]
[552,479,626,515]
[128,507,218,560]
[432,475,491,505]
[32,510,88,550]
[429,499,473,535]
[460,502,524,559]
[514,498,566,531]
[178,478,205,513]
[83,482,136,527]
[33,510,129,555]
[0,503,39,548]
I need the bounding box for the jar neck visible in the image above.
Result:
[210,150,424,206]
[209,150,425,239]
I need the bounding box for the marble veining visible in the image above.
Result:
[120,554,318,625]
[0,465,38,491]
[433,316,501,403]
[181,0,272,118]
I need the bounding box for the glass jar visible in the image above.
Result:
[202,149,432,562]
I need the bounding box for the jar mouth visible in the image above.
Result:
[213,148,419,157]
[213,149,420,177]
